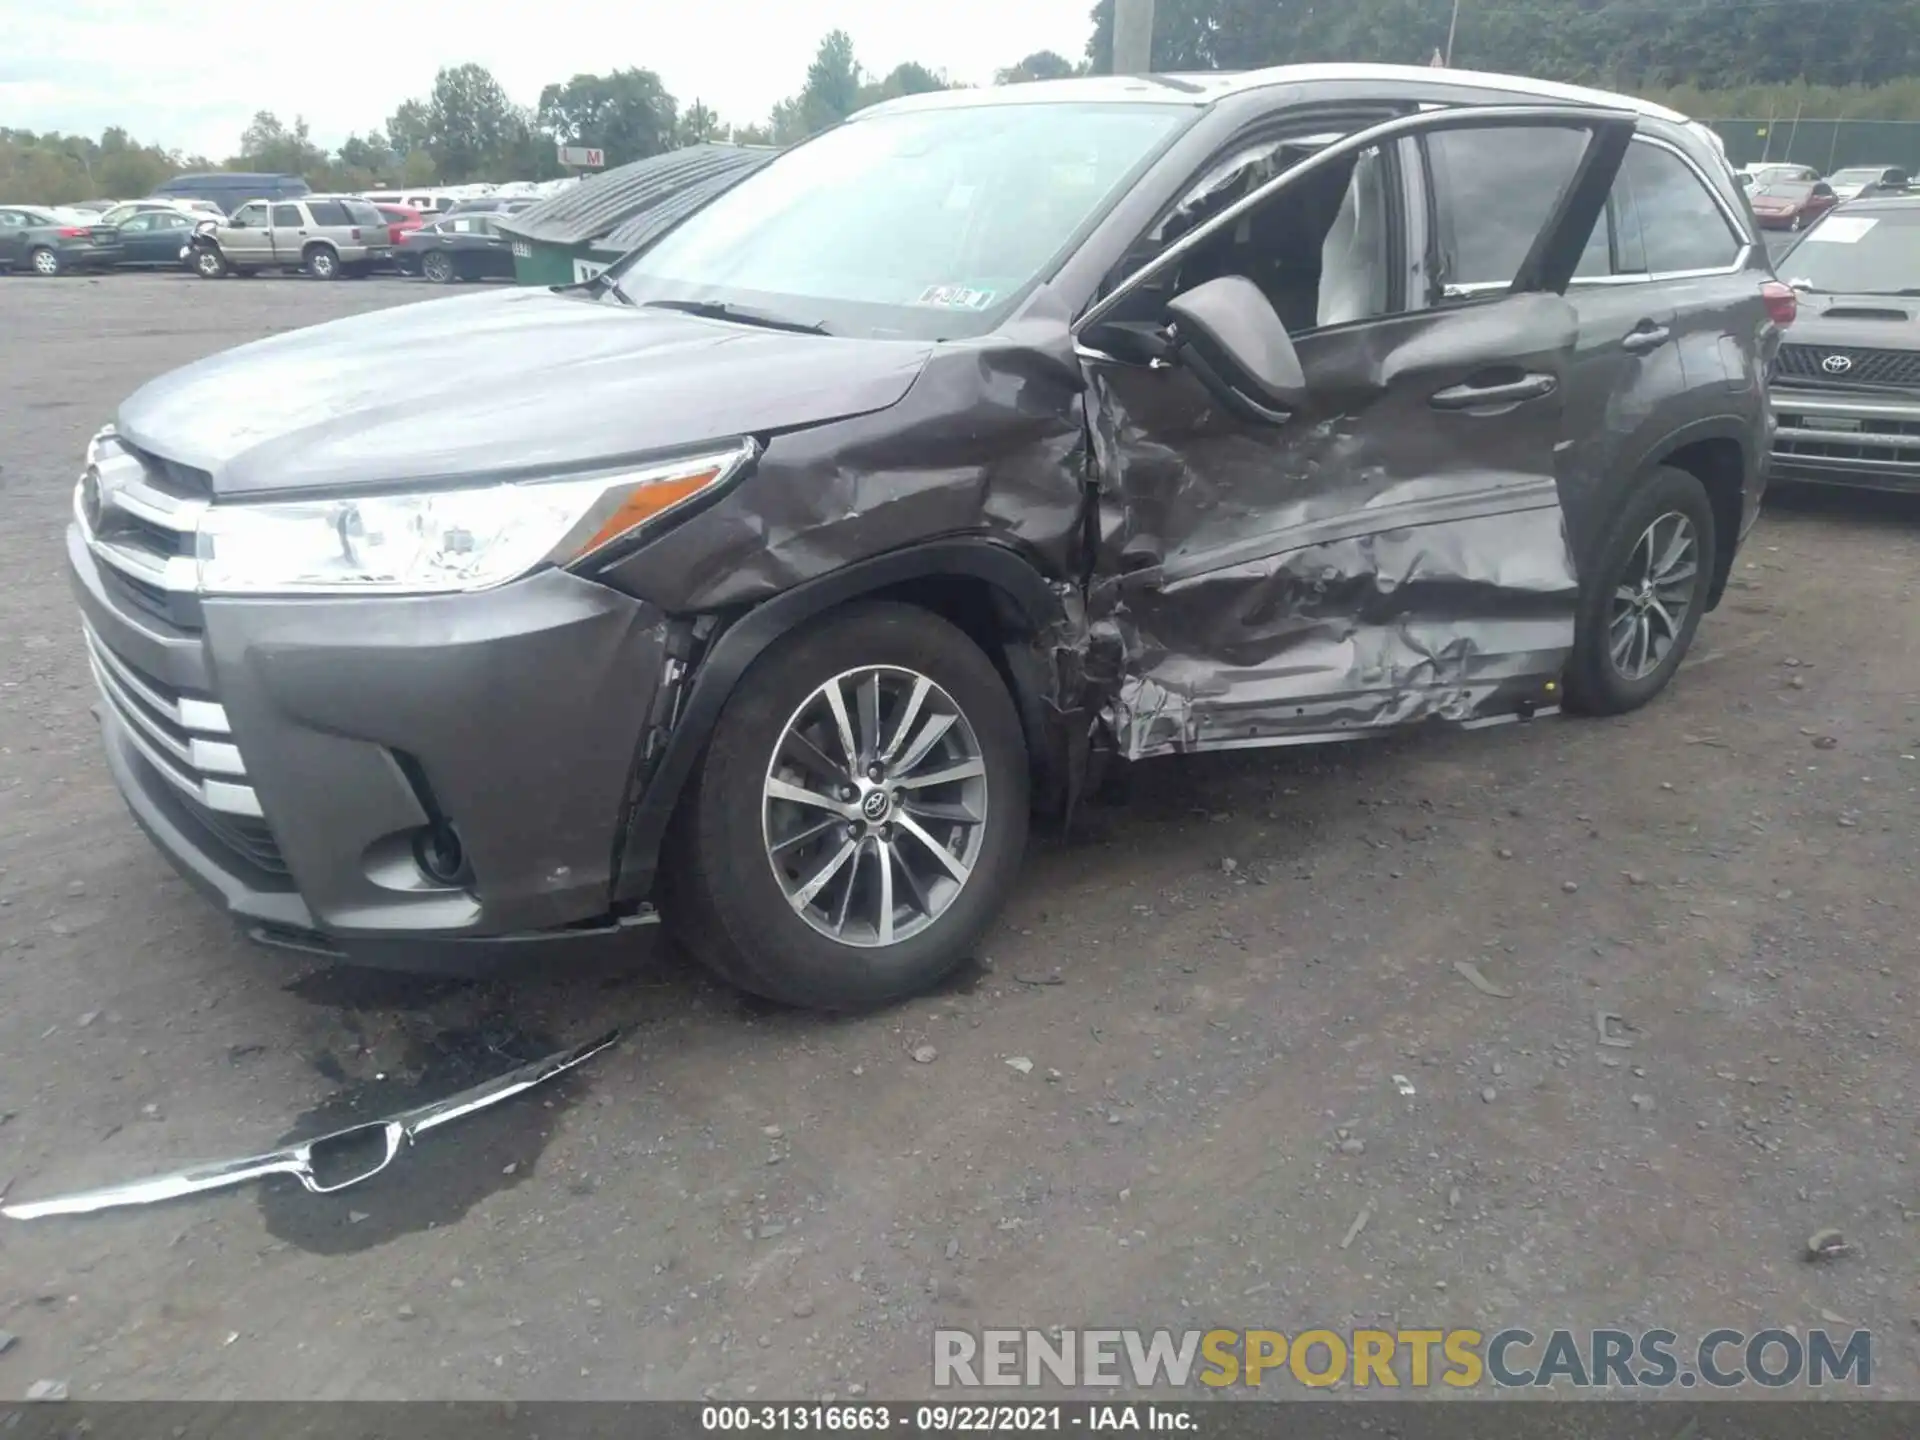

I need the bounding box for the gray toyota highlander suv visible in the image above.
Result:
[68,65,1786,1009]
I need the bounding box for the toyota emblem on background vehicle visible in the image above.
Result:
[1823,354,1855,374]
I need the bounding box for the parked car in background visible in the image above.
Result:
[1769,197,1920,492]
[189,195,392,279]
[363,190,455,218]
[1746,162,1820,186]
[1826,166,1910,202]
[152,172,310,215]
[97,199,221,228]
[1748,177,1838,231]
[63,65,1783,1007]
[442,196,536,220]
[396,212,517,282]
[373,204,425,249]
[0,205,121,274]
[108,207,201,268]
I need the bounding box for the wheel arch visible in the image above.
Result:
[611,539,1068,902]
[1636,419,1753,609]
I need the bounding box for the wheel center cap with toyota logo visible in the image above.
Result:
[1822,354,1855,375]
[860,788,892,823]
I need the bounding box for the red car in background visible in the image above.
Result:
[373,204,424,248]
[1749,178,1839,231]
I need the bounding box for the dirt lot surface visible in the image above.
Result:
[1,272,1916,1401]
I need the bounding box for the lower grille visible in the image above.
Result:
[83,621,287,876]
[184,805,290,877]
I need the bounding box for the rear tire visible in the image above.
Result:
[30,246,60,277]
[667,602,1030,1012]
[1564,465,1717,716]
[304,245,340,280]
[422,251,455,284]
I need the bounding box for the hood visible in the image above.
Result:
[116,288,936,496]
[1780,290,1920,351]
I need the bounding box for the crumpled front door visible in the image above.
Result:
[1076,106,1635,760]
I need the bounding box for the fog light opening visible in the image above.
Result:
[413,822,469,887]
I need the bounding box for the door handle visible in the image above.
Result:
[1621,324,1672,354]
[1430,373,1558,410]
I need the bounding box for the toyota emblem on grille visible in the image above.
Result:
[1822,354,1855,374]
[80,466,104,532]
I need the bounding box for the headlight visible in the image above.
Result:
[196,441,754,596]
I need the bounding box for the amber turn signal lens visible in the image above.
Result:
[572,467,723,556]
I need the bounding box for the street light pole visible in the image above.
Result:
[1445,0,1461,66]
[1114,0,1157,74]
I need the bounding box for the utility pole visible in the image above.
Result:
[1445,0,1462,66]
[1114,0,1156,74]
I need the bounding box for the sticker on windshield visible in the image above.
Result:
[1807,216,1879,244]
[915,284,996,311]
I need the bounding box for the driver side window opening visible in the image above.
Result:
[1098,117,1409,340]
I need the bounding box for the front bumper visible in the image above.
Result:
[1769,385,1920,492]
[69,522,674,973]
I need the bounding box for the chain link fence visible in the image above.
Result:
[1706,118,1920,173]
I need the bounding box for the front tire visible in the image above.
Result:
[668,602,1030,1012]
[30,246,60,277]
[1564,465,1716,716]
[193,246,227,279]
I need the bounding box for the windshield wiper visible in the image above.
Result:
[642,298,830,335]
[552,268,633,305]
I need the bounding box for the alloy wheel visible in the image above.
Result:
[31,248,59,276]
[423,252,453,283]
[1608,511,1698,681]
[761,665,989,948]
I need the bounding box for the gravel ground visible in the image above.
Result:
[0,271,1916,1401]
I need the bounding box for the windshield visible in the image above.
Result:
[609,102,1192,339]
[1782,211,1920,293]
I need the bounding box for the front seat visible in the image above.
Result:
[1316,149,1391,329]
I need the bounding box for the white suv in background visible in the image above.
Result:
[188,195,393,280]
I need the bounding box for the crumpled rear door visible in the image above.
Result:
[1078,105,1637,759]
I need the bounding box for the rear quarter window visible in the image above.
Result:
[1621,142,1743,274]
[306,201,351,226]
[343,201,384,227]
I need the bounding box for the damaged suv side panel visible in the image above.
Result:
[65,67,1772,1003]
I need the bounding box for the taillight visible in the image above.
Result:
[57,226,88,238]
[1761,279,1798,328]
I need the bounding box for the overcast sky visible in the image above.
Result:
[3,0,1097,157]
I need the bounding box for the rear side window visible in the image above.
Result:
[1620,143,1742,274]
[272,203,303,227]
[306,200,350,225]
[1424,126,1592,288]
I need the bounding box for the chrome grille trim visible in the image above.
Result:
[73,479,198,595]
[81,622,260,819]
[80,625,230,734]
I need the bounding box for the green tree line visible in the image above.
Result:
[11,4,1920,205]
[0,31,1077,205]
